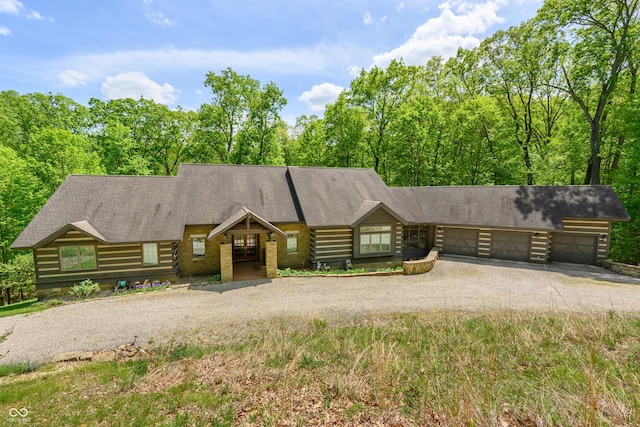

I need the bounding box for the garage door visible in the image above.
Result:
[443,228,478,256]
[551,233,597,264]
[491,231,531,262]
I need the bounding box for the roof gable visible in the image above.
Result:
[31,220,107,249]
[287,167,410,227]
[208,207,288,240]
[350,201,407,227]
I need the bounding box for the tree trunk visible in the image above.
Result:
[589,122,601,185]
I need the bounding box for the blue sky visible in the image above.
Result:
[0,0,543,123]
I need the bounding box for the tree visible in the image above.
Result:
[198,68,260,163]
[28,128,103,194]
[323,93,367,168]
[234,82,287,165]
[481,22,561,185]
[349,60,417,180]
[536,0,640,184]
[0,254,35,304]
[291,115,327,166]
[0,146,44,264]
[89,98,195,175]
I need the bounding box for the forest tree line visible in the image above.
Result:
[1,0,639,302]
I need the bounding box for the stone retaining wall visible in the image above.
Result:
[602,260,640,278]
[403,248,440,275]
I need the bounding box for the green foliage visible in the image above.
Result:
[3,0,640,264]
[0,253,35,305]
[0,361,41,377]
[0,147,44,264]
[196,68,287,166]
[277,266,402,277]
[0,299,63,319]
[69,279,101,300]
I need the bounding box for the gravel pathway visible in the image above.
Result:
[2,256,640,364]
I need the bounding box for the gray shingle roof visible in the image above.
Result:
[11,175,184,249]
[176,164,302,224]
[391,185,630,229]
[287,166,410,227]
[11,164,630,250]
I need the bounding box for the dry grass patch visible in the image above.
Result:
[1,311,640,426]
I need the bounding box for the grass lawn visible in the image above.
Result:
[0,299,64,319]
[1,311,640,426]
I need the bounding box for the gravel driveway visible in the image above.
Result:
[2,256,640,365]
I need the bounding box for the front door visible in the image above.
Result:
[233,234,258,261]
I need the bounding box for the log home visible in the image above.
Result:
[11,164,629,295]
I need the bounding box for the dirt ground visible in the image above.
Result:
[1,256,640,365]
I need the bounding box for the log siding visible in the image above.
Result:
[310,228,353,263]
[477,229,491,258]
[34,230,176,289]
[530,232,550,263]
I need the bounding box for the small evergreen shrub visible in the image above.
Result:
[69,279,101,300]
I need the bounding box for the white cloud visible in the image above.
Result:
[0,26,10,36]
[0,0,22,14]
[58,69,89,87]
[346,65,362,77]
[372,0,506,67]
[363,11,373,26]
[27,10,43,20]
[396,2,405,12]
[101,71,179,105]
[145,11,173,26]
[56,45,352,82]
[298,82,345,112]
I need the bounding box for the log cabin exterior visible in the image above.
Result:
[11,164,629,295]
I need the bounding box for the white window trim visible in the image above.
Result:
[286,232,299,254]
[359,224,393,255]
[142,242,159,265]
[191,234,207,259]
[59,245,97,271]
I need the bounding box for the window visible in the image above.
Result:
[142,243,159,265]
[287,233,298,254]
[192,235,206,258]
[359,225,392,254]
[60,245,97,271]
[402,225,428,250]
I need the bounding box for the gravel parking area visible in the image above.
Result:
[2,256,640,364]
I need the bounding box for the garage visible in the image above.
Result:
[491,231,531,262]
[550,233,597,264]
[443,228,478,256]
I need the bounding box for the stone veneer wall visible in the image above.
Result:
[275,223,311,268]
[602,260,640,278]
[220,243,233,282]
[403,248,439,275]
[265,241,277,278]
[177,225,224,277]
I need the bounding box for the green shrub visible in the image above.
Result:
[69,279,101,300]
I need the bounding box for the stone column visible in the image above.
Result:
[220,243,233,282]
[265,240,277,279]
